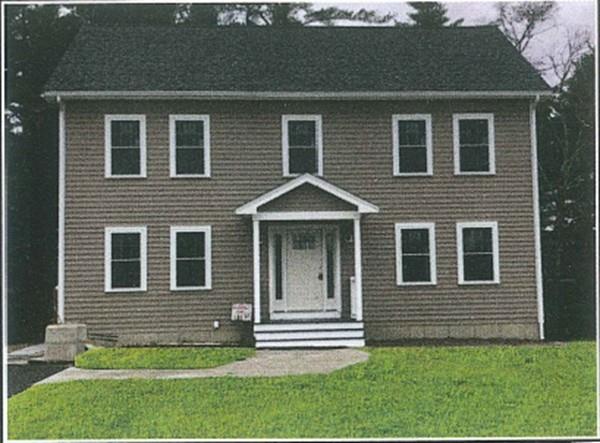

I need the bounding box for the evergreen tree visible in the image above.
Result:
[406,2,463,28]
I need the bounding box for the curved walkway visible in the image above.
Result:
[37,348,370,385]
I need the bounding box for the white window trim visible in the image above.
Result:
[104,226,147,293]
[453,113,495,175]
[104,114,147,178]
[456,221,500,285]
[282,114,323,177]
[395,222,437,286]
[170,225,212,291]
[169,114,211,178]
[392,114,433,176]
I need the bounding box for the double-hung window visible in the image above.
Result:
[395,223,437,285]
[456,221,500,284]
[282,115,323,176]
[105,115,146,178]
[392,114,433,175]
[453,113,495,174]
[169,115,210,177]
[170,226,212,290]
[105,227,147,292]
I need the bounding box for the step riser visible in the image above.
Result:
[254,322,363,332]
[255,330,364,341]
[256,339,365,348]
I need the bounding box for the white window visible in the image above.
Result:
[453,113,495,175]
[392,114,433,176]
[105,227,147,292]
[170,226,212,290]
[282,115,323,176]
[456,221,500,284]
[169,115,211,178]
[105,115,146,178]
[395,222,437,285]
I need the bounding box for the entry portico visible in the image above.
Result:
[235,174,379,347]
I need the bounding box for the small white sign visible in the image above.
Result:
[231,303,252,322]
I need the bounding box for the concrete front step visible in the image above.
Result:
[254,321,365,348]
[256,338,366,348]
[254,322,364,332]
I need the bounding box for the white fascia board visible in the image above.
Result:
[235,174,379,215]
[42,90,555,101]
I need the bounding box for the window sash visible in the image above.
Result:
[396,224,436,285]
[105,116,146,178]
[170,227,211,290]
[457,222,499,284]
[282,115,322,176]
[393,115,432,176]
[170,115,210,177]
[453,114,495,174]
[105,227,146,292]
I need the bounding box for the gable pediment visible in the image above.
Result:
[235,174,378,215]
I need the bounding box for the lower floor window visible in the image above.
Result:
[395,223,437,285]
[170,226,212,290]
[105,227,147,292]
[457,221,500,284]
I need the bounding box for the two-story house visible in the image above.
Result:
[43,25,551,348]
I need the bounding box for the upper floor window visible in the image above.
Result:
[170,226,212,290]
[453,113,495,175]
[395,222,437,285]
[105,115,146,178]
[392,114,433,176]
[456,221,500,284]
[105,226,147,292]
[282,115,323,176]
[169,115,211,178]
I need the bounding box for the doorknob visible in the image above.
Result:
[318,272,323,280]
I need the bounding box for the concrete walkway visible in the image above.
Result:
[37,348,369,385]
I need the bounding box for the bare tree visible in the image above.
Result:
[494,2,557,55]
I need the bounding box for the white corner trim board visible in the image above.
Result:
[57,98,66,323]
[530,98,545,340]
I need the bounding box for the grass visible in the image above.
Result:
[9,342,596,439]
[75,346,255,369]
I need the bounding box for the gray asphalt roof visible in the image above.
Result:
[45,25,550,93]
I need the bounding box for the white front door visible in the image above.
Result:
[286,228,324,311]
[269,225,341,320]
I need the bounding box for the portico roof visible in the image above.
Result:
[235,174,379,215]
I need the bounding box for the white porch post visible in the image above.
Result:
[353,216,363,322]
[252,217,261,324]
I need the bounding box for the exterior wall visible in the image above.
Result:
[63,99,539,343]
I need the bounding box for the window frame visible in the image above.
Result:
[456,221,500,285]
[169,114,211,178]
[104,226,147,293]
[104,114,147,178]
[170,225,212,291]
[281,114,323,177]
[453,113,495,175]
[392,114,433,176]
[395,222,437,286]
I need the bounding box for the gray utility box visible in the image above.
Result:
[45,323,87,362]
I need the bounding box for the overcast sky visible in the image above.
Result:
[321,1,596,84]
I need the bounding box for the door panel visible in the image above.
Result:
[286,228,324,311]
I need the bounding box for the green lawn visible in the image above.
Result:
[75,346,255,369]
[9,342,596,439]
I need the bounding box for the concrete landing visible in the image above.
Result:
[36,348,369,384]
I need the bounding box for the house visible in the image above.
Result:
[43,25,551,348]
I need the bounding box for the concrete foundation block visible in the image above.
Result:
[44,323,87,362]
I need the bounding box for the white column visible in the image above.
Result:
[252,218,261,324]
[353,217,363,322]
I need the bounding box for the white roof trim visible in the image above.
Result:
[43,90,554,101]
[235,174,379,215]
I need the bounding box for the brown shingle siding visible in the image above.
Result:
[64,99,538,342]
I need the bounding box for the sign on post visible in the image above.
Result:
[231,303,252,322]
